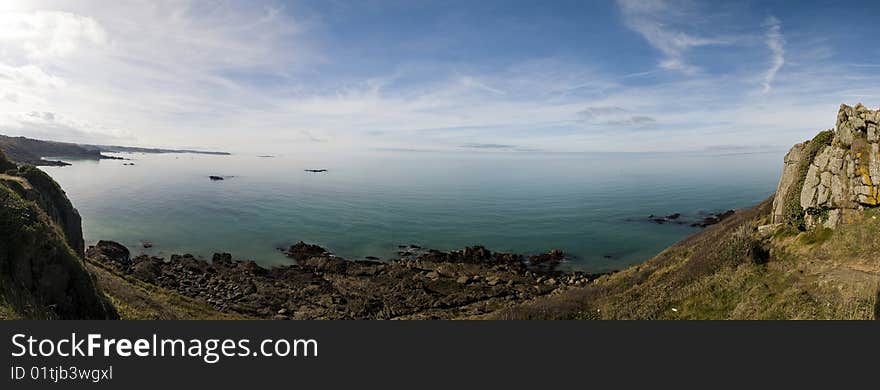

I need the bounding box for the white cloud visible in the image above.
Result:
[616,0,728,73]
[0,1,875,154]
[761,16,785,93]
[0,10,106,61]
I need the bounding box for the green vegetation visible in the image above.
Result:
[781,130,834,230]
[0,150,15,172]
[493,200,880,320]
[799,226,834,245]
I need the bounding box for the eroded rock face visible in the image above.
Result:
[771,142,805,223]
[773,103,880,228]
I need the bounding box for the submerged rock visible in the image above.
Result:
[208,175,224,181]
[690,210,735,228]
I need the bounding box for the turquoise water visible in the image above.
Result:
[43,150,783,272]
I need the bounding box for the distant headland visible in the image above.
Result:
[0,134,230,166]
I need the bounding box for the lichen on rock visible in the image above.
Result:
[772,103,880,229]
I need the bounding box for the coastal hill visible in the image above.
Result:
[493,104,880,319]
[0,149,116,319]
[0,134,230,166]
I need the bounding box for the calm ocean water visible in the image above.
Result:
[43,150,783,272]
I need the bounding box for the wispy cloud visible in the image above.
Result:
[616,0,728,73]
[762,16,785,92]
[578,106,656,129]
[0,1,876,154]
[460,143,516,149]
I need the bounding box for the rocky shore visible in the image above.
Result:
[86,241,604,320]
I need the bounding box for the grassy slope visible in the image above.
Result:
[85,259,249,320]
[492,198,880,320]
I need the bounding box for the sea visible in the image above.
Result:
[42,149,784,272]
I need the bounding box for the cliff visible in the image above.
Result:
[771,104,880,229]
[0,150,116,319]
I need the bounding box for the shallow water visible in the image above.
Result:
[43,150,783,272]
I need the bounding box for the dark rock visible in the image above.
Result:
[85,240,131,270]
[87,242,597,320]
[208,175,224,181]
[691,210,736,228]
[142,241,153,248]
[304,169,328,173]
[212,252,233,265]
[365,256,380,261]
[285,241,329,261]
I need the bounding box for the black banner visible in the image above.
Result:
[1,321,876,388]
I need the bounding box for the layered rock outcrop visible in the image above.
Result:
[772,103,880,228]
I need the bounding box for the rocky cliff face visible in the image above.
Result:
[772,103,880,229]
[0,150,116,319]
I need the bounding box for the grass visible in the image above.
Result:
[798,226,834,245]
[0,295,21,320]
[491,199,880,320]
[86,259,249,320]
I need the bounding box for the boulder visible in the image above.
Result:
[86,240,131,270]
[285,241,329,261]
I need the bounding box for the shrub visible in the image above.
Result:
[782,130,834,230]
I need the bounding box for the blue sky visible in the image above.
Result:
[0,0,878,153]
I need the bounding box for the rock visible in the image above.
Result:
[365,256,380,261]
[142,241,153,248]
[772,103,880,228]
[757,223,782,235]
[208,175,224,181]
[304,169,328,173]
[285,241,329,260]
[690,210,735,228]
[528,249,565,269]
[212,252,233,265]
[456,275,471,284]
[86,240,131,270]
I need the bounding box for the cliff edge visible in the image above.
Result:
[772,104,880,229]
[0,150,116,319]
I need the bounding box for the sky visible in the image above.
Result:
[0,0,878,154]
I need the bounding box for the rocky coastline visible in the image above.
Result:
[86,240,604,320]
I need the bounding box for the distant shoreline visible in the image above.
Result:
[0,134,230,166]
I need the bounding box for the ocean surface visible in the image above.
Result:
[43,150,784,272]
